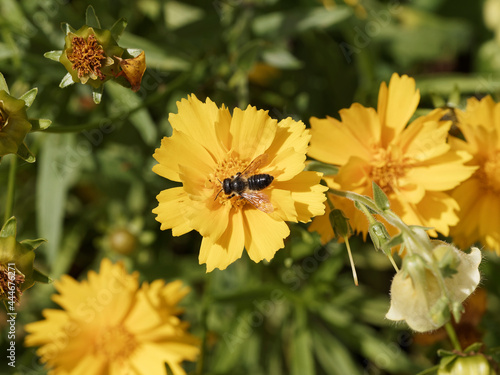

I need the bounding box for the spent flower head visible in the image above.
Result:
[45,6,146,103]
[153,94,327,271]
[308,73,476,243]
[449,95,500,253]
[25,258,199,375]
[0,217,48,305]
[0,73,50,162]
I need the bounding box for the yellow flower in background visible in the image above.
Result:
[153,95,327,272]
[449,96,500,253]
[308,73,476,242]
[25,259,199,375]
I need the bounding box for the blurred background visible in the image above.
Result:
[1,0,500,374]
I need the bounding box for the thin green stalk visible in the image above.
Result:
[196,274,212,375]
[4,155,17,223]
[445,322,462,352]
[39,72,190,133]
[344,236,358,286]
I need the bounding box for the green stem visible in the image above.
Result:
[4,155,17,223]
[330,187,455,310]
[196,274,212,375]
[344,236,358,286]
[39,72,190,133]
[445,322,462,352]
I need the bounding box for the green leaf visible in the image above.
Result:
[37,134,80,264]
[85,5,101,29]
[0,72,9,93]
[312,328,360,375]
[291,307,314,375]
[110,18,128,42]
[59,73,75,88]
[118,33,190,71]
[61,22,76,35]
[164,1,205,30]
[372,182,390,210]
[262,47,303,69]
[44,50,62,62]
[19,238,46,251]
[448,84,461,107]
[124,48,143,58]
[106,82,157,145]
[463,342,484,353]
[92,87,103,104]
[383,233,404,250]
[29,118,52,131]
[0,216,17,238]
[32,268,52,284]
[305,160,338,176]
[19,88,38,108]
[16,142,36,163]
[296,6,352,32]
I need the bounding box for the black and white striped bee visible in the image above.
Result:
[215,154,274,213]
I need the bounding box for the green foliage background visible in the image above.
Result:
[1,0,500,374]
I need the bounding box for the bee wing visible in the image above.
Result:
[241,191,274,213]
[240,153,269,178]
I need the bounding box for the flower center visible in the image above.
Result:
[210,157,252,210]
[369,148,413,194]
[94,324,137,361]
[0,264,25,304]
[479,150,500,193]
[67,34,106,80]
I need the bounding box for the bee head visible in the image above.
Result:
[222,178,232,195]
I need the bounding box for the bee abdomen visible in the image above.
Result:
[247,174,274,191]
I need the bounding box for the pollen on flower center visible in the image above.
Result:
[94,324,137,361]
[369,149,413,194]
[0,264,25,303]
[67,35,106,80]
[479,151,500,192]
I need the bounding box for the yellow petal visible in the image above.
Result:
[338,103,381,147]
[397,109,451,161]
[153,187,194,236]
[199,211,245,271]
[168,95,226,160]
[309,116,372,165]
[230,105,277,161]
[243,209,290,263]
[406,150,476,191]
[414,191,460,236]
[265,117,309,180]
[274,171,327,222]
[186,199,231,242]
[378,73,420,146]
[153,130,216,184]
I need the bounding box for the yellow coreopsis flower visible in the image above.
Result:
[153,95,327,272]
[449,96,500,253]
[25,259,199,375]
[308,73,476,242]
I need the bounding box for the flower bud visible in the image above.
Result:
[0,90,31,158]
[0,217,49,304]
[438,354,497,375]
[386,244,481,332]
[329,208,351,239]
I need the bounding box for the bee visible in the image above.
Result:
[215,154,274,213]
